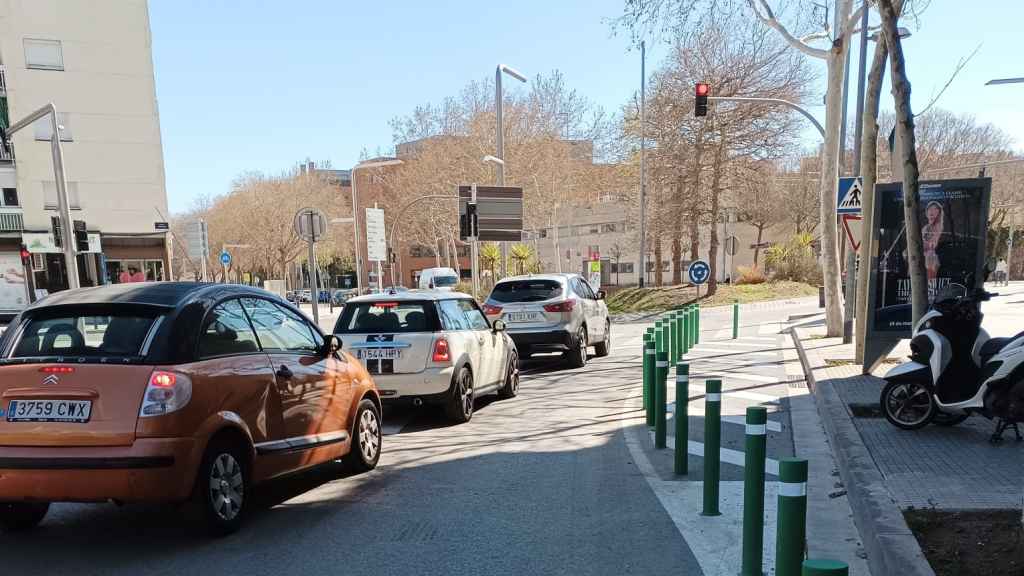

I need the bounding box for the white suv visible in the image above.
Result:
[333,290,518,423]
[483,274,610,368]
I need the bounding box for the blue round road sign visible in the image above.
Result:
[688,259,710,285]
[220,251,231,266]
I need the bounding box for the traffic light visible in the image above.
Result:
[695,82,710,117]
[73,220,89,253]
[460,202,479,240]
[19,244,30,267]
[51,216,62,248]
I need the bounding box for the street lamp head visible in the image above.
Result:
[498,64,527,83]
[985,77,1024,86]
[868,27,911,42]
[482,155,505,166]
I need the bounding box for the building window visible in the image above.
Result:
[24,38,64,71]
[457,245,470,258]
[1,188,17,207]
[43,181,81,210]
[538,228,548,239]
[600,223,618,233]
[33,113,72,141]
[610,262,635,274]
[588,225,600,235]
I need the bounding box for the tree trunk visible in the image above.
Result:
[671,236,682,285]
[754,224,765,266]
[654,236,664,287]
[818,0,853,337]
[879,0,928,323]
[854,28,891,365]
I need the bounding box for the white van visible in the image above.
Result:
[419,267,460,291]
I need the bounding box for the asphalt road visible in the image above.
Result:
[3,314,708,575]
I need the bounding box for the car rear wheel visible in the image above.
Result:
[445,366,475,423]
[594,321,611,357]
[0,502,49,531]
[192,438,248,536]
[565,327,588,368]
[498,353,520,399]
[881,380,935,430]
[344,399,382,473]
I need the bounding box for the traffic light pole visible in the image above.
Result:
[707,96,825,138]
[471,184,480,298]
[5,103,79,289]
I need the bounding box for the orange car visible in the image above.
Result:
[0,282,382,535]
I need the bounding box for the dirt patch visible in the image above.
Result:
[605,281,818,314]
[905,509,1024,576]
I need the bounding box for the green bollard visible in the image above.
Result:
[642,333,653,413]
[695,303,701,344]
[673,311,683,361]
[733,300,740,339]
[655,351,668,449]
[660,319,670,359]
[701,379,722,516]
[667,313,677,365]
[674,363,689,475]
[801,560,848,576]
[689,305,697,348]
[776,458,809,576]
[644,340,656,427]
[741,406,769,576]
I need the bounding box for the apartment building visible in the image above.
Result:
[0,0,169,315]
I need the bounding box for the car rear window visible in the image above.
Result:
[335,301,434,334]
[490,280,563,303]
[432,275,458,287]
[10,310,159,359]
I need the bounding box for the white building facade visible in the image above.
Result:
[0,0,169,316]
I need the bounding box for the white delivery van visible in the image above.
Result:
[418,267,460,291]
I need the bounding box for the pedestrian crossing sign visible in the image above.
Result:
[837,177,863,214]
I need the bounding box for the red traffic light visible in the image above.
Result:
[696,82,710,96]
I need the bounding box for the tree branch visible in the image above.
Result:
[915,42,982,118]
[747,0,830,60]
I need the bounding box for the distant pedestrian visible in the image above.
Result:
[996,258,1009,286]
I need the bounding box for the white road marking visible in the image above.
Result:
[739,336,780,342]
[687,347,778,357]
[715,372,781,384]
[758,323,781,335]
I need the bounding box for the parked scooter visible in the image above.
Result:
[880,284,1024,444]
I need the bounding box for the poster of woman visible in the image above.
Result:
[871,180,990,332]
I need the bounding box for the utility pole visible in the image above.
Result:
[638,40,647,288]
[495,64,527,279]
[470,184,480,298]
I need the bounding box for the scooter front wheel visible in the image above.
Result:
[881,380,936,430]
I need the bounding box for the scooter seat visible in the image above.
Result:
[980,331,1024,359]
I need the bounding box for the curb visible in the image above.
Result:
[788,329,935,576]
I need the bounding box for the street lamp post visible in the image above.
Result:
[495,64,527,277]
[5,104,78,289]
[350,159,403,294]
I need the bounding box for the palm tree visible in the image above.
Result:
[479,242,501,286]
[510,243,534,275]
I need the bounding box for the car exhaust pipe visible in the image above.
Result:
[412,398,423,407]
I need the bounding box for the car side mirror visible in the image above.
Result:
[323,334,342,356]
[597,290,606,300]
[493,319,507,332]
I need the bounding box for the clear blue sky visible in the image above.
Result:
[150,0,1024,213]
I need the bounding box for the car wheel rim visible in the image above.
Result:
[359,409,380,462]
[579,330,587,365]
[886,382,932,426]
[461,373,474,417]
[208,453,243,522]
[605,323,611,350]
[510,357,520,394]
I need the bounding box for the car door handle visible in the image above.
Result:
[276,365,293,379]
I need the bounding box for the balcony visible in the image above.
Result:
[0,65,11,163]
[0,207,23,233]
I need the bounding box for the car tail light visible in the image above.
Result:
[544,300,575,313]
[432,338,451,363]
[482,304,503,315]
[139,370,192,417]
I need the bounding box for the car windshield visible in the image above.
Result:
[490,280,563,303]
[10,310,159,359]
[335,301,432,333]
[432,276,458,287]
